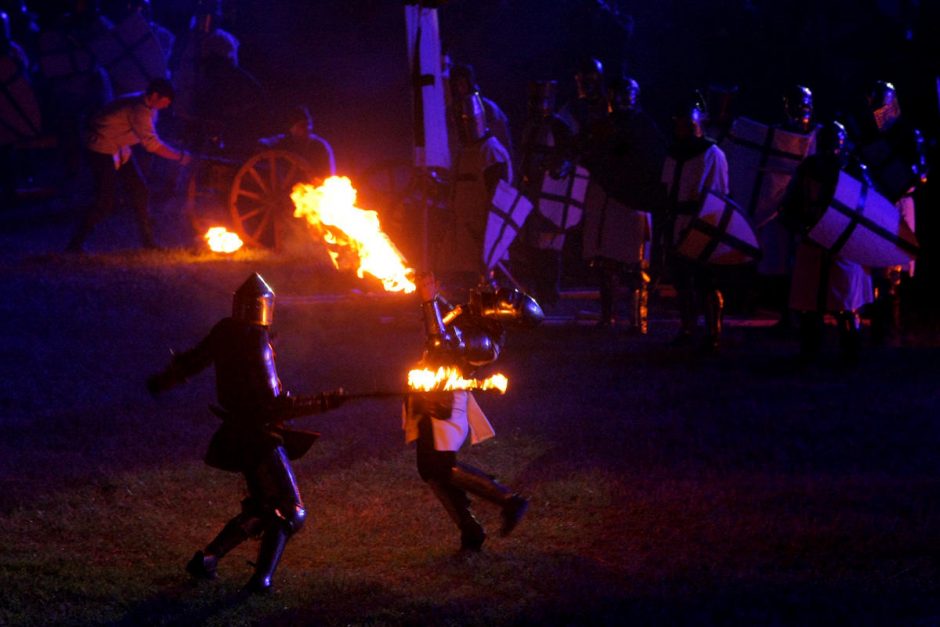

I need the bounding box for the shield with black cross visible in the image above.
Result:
[88,13,168,97]
[675,190,761,265]
[535,164,587,251]
[483,179,533,271]
[0,55,42,146]
[806,170,918,267]
[721,117,815,273]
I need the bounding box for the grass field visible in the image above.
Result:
[0,249,938,625]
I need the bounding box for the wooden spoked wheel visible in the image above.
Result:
[228,150,314,248]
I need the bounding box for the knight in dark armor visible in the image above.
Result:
[851,81,927,344]
[661,96,730,350]
[517,79,574,305]
[582,75,665,332]
[779,121,874,362]
[148,273,346,593]
[404,273,542,552]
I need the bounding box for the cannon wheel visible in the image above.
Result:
[228,149,314,249]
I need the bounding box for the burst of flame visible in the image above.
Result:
[291,176,415,293]
[407,366,508,394]
[204,226,244,253]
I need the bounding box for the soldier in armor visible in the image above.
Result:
[558,56,607,144]
[780,121,873,362]
[449,62,513,163]
[852,81,926,344]
[148,273,347,594]
[439,92,512,291]
[661,96,730,350]
[517,79,574,305]
[405,272,543,552]
[582,75,665,332]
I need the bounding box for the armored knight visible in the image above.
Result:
[148,273,346,593]
[404,273,543,552]
[581,75,665,332]
[853,81,926,343]
[439,92,512,289]
[661,96,730,350]
[780,121,873,361]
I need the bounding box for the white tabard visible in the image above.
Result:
[402,391,495,451]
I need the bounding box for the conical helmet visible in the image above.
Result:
[232,273,275,326]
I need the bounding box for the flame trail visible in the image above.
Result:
[407,366,508,393]
[291,176,415,293]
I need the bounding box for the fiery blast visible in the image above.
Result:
[204,227,244,253]
[291,176,415,293]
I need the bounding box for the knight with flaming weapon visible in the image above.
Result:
[147,272,347,594]
[404,272,543,553]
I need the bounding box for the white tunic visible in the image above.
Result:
[661,143,729,243]
[402,391,495,451]
[789,241,873,312]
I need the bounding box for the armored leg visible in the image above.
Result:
[703,289,724,351]
[870,267,901,344]
[597,265,618,327]
[449,463,529,537]
[627,270,650,335]
[187,496,266,580]
[241,446,306,594]
[427,480,486,551]
[837,310,861,362]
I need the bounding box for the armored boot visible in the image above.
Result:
[627,271,650,335]
[597,268,617,327]
[188,507,265,580]
[244,523,290,594]
[427,480,486,551]
[837,310,861,363]
[703,289,724,351]
[450,463,529,537]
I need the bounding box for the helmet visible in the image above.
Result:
[469,285,544,328]
[815,120,848,167]
[607,75,640,114]
[232,273,275,326]
[672,93,706,140]
[527,79,558,118]
[868,80,901,131]
[455,92,488,145]
[449,63,479,101]
[783,84,814,133]
[575,56,605,101]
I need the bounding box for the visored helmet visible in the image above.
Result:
[527,79,558,118]
[455,92,488,144]
[608,75,640,114]
[232,272,275,326]
[816,120,848,167]
[575,56,605,101]
[672,92,706,140]
[783,84,814,133]
[868,80,901,131]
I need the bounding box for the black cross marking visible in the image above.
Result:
[688,193,761,264]
[828,179,918,258]
[485,185,527,268]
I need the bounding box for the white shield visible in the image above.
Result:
[483,179,533,270]
[581,179,651,265]
[807,171,918,267]
[404,3,450,170]
[538,164,587,229]
[675,190,761,265]
[89,13,168,95]
[0,56,42,145]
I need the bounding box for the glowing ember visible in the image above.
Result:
[204,226,244,253]
[291,176,415,293]
[408,366,508,393]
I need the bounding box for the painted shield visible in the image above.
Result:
[806,171,918,267]
[89,13,168,95]
[721,117,815,273]
[581,179,651,265]
[38,30,96,81]
[0,56,42,145]
[483,179,533,270]
[538,164,587,230]
[675,190,761,265]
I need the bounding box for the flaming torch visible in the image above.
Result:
[291,176,415,293]
[407,366,508,394]
[204,226,244,253]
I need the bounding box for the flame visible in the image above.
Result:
[407,366,508,394]
[291,176,415,293]
[204,226,244,253]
